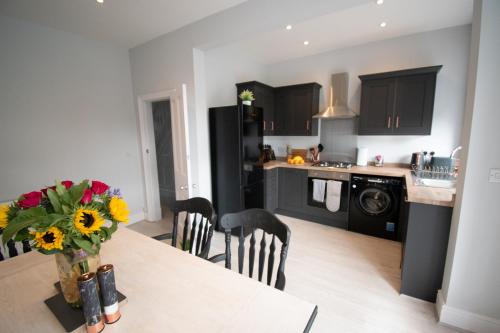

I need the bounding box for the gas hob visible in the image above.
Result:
[312,161,353,169]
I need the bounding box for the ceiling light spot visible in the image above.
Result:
[380,22,387,28]
[286,25,292,31]
[96,0,104,4]
[376,0,384,5]
[303,41,309,46]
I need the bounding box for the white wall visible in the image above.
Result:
[438,1,500,332]
[129,0,372,203]
[0,16,144,219]
[263,25,471,162]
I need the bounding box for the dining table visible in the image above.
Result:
[0,227,317,332]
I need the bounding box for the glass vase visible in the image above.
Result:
[55,249,101,308]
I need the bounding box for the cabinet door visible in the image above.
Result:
[264,169,278,212]
[288,86,313,136]
[236,82,275,136]
[273,88,289,136]
[359,78,396,135]
[278,168,306,212]
[394,74,436,135]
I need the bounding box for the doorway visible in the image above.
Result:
[152,100,176,219]
[137,85,192,222]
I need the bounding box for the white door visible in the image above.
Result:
[169,84,191,201]
[138,84,192,222]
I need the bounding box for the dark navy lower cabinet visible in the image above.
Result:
[273,168,348,229]
[400,202,453,302]
[264,169,278,213]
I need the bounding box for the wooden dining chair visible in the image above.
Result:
[152,197,217,260]
[219,209,291,291]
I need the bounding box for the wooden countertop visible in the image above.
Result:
[0,228,317,332]
[263,160,456,207]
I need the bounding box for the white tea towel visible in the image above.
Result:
[312,179,326,202]
[326,180,342,212]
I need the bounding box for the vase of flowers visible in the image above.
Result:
[239,89,255,106]
[0,180,129,308]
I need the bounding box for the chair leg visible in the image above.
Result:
[207,253,226,263]
[152,233,173,241]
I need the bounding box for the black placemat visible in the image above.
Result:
[44,282,126,332]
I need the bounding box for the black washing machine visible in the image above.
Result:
[348,174,403,240]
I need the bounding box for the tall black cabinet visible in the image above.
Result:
[209,105,264,230]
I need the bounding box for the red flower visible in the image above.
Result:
[18,191,42,209]
[91,181,109,195]
[61,180,73,189]
[80,189,93,204]
[41,186,56,196]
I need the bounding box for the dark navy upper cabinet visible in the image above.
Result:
[236,81,321,136]
[358,66,442,135]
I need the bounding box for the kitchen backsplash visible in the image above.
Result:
[264,118,461,164]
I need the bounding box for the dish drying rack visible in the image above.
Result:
[412,165,458,182]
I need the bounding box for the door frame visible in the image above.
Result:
[137,84,192,221]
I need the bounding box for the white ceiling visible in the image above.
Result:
[0,0,247,48]
[213,0,473,64]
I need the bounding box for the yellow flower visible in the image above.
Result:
[109,197,129,223]
[73,208,105,235]
[0,204,9,229]
[31,227,64,251]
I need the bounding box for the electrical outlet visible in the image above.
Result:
[489,168,500,183]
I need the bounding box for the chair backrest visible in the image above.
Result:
[0,230,32,261]
[220,209,291,291]
[171,197,216,259]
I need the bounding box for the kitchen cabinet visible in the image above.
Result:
[358,66,442,135]
[236,81,321,136]
[275,83,320,136]
[274,168,348,228]
[278,168,306,212]
[236,81,275,136]
[264,169,278,212]
[400,201,452,302]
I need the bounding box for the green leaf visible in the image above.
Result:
[62,205,72,215]
[46,189,62,214]
[14,228,30,242]
[72,238,97,255]
[56,183,73,206]
[69,181,89,205]
[46,214,67,227]
[2,216,39,245]
[90,233,100,245]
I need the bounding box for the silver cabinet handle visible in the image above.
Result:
[387,116,392,129]
[271,121,274,131]
[263,120,266,131]
[306,120,310,131]
[180,185,188,190]
[396,115,400,129]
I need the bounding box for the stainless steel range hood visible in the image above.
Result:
[313,73,357,119]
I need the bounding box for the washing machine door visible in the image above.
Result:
[357,187,393,216]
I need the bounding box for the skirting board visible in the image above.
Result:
[128,211,145,225]
[436,290,500,333]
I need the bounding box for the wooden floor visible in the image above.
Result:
[128,214,458,333]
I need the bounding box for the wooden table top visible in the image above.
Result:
[0,227,317,332]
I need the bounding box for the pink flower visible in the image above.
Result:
[61,180,73,189]
[18,191,42,209]
[91,181,109,195]
[80,189,93,204]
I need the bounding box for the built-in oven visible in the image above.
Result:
[307,170,350,212]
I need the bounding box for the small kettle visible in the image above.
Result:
[410,152,424,170]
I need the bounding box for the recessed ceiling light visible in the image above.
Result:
[380,22,387,28]
[376,0,384,5]
[96,0,104,3]
[303,40,309,46]
[286,25,292,31]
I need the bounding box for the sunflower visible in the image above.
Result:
[0,204,9,229]
[109,197,129,223]
[73,208,105,235]
[31,227,64,251]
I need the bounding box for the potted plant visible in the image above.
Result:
[0,180,129,308]
[239,89,255,106]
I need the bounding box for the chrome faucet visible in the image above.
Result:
[450,146,462,158]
